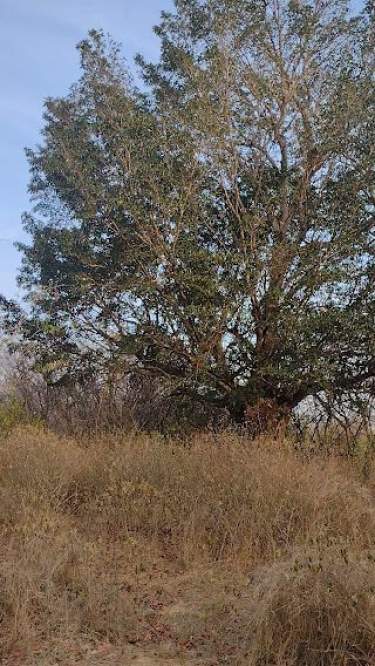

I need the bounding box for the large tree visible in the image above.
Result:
[1,0,374,424]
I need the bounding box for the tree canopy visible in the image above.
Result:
[1,0,374,424]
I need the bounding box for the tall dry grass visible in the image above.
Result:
[0,425,374,664]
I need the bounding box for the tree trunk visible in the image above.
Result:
[244,398,292,438]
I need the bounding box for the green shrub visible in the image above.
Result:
[0,399,27,437]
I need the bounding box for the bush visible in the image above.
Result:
[0,398,27,437]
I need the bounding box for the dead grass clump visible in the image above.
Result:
[0,529,145,660]
[248,551,375,665]
[164,550,375,665]
[0,426,91,520]
[0,426,375,663]
[76,431,375,564]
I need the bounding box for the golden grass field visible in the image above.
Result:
[0,425,375,664]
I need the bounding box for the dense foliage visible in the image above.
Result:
[1,0,374,423]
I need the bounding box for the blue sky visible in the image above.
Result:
[0,0,364,299]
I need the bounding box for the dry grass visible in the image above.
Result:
[0,425,374,664]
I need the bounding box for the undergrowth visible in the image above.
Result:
[0,425,374,664]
